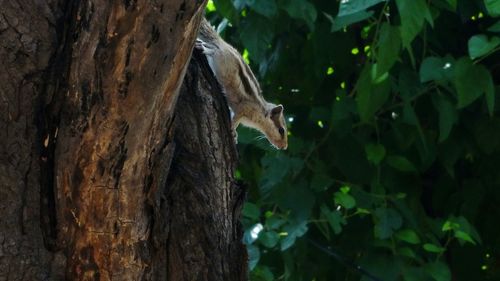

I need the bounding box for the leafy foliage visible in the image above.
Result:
[206,0,500,280]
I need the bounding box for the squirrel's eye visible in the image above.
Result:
[279,127,285,136]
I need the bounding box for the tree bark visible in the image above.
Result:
[0,1,247,280]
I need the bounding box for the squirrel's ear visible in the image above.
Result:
[271,104,283,115]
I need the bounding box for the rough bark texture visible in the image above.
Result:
[0,1,62,279]
[164,50,247,281]
[0,0,247,280]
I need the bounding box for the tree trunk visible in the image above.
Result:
[0,1,247,280]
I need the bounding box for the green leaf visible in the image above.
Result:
[386,155,418,172]
[376,23,401,77]
[395,0,433,47]
[338,0,386,16]
[328,10,374,32]
[340,186,350,194]
[365,143,386,165]
[399,247,418,260]
[242,202,261,220]
[321,205,346,234]
[468,34,500,59]
[239,16,274,62]
[356,64,391,123]
[213,0,238,20]
[446,0,457,9]
[280,220,308,251]
[424,261,451,281]
[357,208,371,215]
[251,265,274,281]
[445,216,483,244]
[282,0,317,30]
[259,231,280,248]
[419,56,454,82]
[206,0,216,12]
[441,220,460,232]
[454,230,476,245]
[488,20,500,32]
[485,0,500,17]
[259,154,303,196]
[454,58,495,111]
[423,243,445,253]
[245,0,277,18]
[265,216,286,230]
[432,94,458,142]
[395,229,421,244]
[250,265,275,281]
[334,192,356,209]
[276,181,315,220]
[247,244,260,270]
[374,207,403,239]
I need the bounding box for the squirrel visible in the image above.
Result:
[195,18,288,150]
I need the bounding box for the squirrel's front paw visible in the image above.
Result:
[195,39,215,55]
[195,39,204,50]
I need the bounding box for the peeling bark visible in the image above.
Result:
[0,0,247,280]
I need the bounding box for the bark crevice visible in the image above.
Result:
[1,1,248,280]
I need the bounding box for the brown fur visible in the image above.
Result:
[197,18,288,149]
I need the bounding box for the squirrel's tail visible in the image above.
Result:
[198,17,220,43]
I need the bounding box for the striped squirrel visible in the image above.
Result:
[196,18,288,150]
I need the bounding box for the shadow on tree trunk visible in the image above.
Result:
[0,0,248,279]
[155,49,248,281]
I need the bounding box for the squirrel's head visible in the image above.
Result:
[264,104,288,150]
